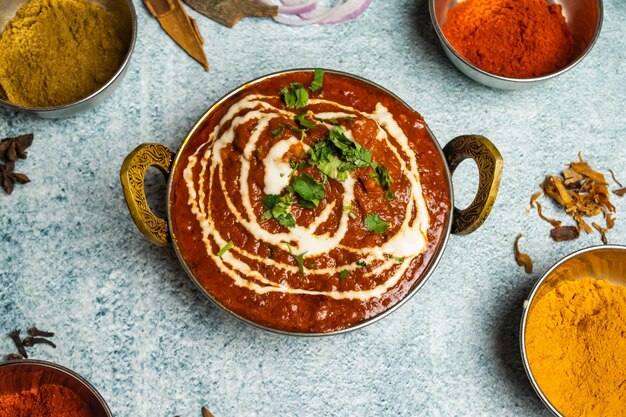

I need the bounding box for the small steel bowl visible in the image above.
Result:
[0,0,137,118]
[429,0,604,89]
[520,245,626,416]
[0,359,112,416]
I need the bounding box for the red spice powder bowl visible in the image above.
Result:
[0,359,112,417]
[429,0,604,89]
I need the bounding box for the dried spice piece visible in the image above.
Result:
[0,134,33,161]
[22,337,57,348]
[6,353,23,361]
[514,234,533,274]
[529,191,542,208]
[202,407,216,417]
[0,160,30,194]
[592,222,608,244]
[534,154,618,243]
[609,169,623,188]
[184,0,277,28]
[535,202,562,228]
[550,226,580,242]
[144,0,208,71]
[614,188,626,197]
[8,329,28,358]
[27,327,55,338]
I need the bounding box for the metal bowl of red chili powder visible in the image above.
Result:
[429,0,603,89]
[0,359,112,417]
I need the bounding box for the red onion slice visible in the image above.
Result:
[273,0,345,26]
[299,0,371,24]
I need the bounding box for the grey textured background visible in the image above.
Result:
[1,0,625,416]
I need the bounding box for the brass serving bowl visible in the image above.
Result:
[520,245,626,416]
[0,359,112,416]
[120,69,504,336]
[0,0,136,118]
[429,0,604,89]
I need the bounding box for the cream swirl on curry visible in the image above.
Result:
[170,71,450,332]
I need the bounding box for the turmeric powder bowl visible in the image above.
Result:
[429,0,604,89]
[0,359,113,417]
[0,0,136,118]
[520,245,626,417]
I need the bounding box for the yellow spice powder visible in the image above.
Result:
[0,0,127,107]
[525,277,626,417]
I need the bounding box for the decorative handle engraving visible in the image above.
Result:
[120,143,174,246]
[443,135,503,235]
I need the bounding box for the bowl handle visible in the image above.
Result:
[443,135,503,235]
[120,143,174,246]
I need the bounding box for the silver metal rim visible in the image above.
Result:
[519,244,626,417]
[428,0,604,85]
[165,68,455,336]
[0,0,138,114]
[0,359,113,417]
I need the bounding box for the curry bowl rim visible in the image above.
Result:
[163,68,455,337]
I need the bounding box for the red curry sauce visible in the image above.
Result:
[169,71,451,333]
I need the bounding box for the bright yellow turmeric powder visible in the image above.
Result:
[526,278,626,417]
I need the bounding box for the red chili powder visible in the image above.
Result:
[442,0,574,78]
[0,384,94,417]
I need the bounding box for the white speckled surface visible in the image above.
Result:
[1,0,625,415]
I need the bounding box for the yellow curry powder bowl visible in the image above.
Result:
[520,245,626,417]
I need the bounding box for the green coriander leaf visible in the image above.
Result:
[291,173,326,208]
[310,68,324,92]
[392,256,404,263]
[374,164,395,200]
[348,211,356,219]
[343,116,356,122]
[295,112,316,129]
[262,194,281,210]
[262,194,296,228]
[285,242,307,275]
[342,205,352,211]
[356,260,368,267]
[217,241,234,257]
[339,269,349,281]
[280,82,309,109]
[271,126,285,136]
[364,213,389,234]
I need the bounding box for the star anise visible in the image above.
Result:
[0,134,33,161]
[0,160,30,194]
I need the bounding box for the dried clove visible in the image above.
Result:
[22,336,56,348]
[8,329,28,358]
[6,353,23,361]
[27,327,55,338]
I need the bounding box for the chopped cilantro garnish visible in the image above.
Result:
[343,116,356,122]
[285,242,307,275]
[290,174,326,208]
[271,125,284,136]
[217,241,234,257]
[310,68,324,92]
[392,256,404,263]
[339,269,349,281]
[348,211,356,219]
[295,112,316,129]
[262,194,295,228]
[280,82,309,109]
[374,164,395,200]
[342,205,352,211]
[356,260,368,267]
[364,213,389,234]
